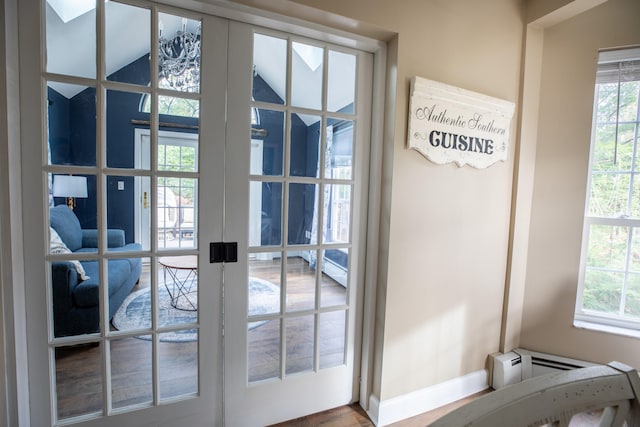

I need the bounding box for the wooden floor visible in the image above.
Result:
[270,394,604,426]
[53,268,606,426]
[248,256,348,381]
[270,392,490,427]
[55,256,347,420]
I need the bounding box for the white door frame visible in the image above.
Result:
[8,0,388,424]
[134,128,200,251]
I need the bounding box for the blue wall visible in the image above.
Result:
[48,55,344,267]
[251,73,318,247]
[48,55,196,242]
[47,90,71,165]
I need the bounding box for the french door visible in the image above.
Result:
[27,3,226,426]
[23,1,372,426]
[224,23,373,425]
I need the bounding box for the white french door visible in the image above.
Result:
[25,2,227,426]
[22,1,372,426]
[224,23,373,425]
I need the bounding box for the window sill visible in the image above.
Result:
[574,319,640,340]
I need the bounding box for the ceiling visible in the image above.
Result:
[46,1,356,126]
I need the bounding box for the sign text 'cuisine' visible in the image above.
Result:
[407,77,514,168]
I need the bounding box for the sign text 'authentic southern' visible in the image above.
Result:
[408,77,515,168]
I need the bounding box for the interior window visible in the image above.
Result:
[140,91,261,122]
[140,90,200,117]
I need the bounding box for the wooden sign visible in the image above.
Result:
[407,77,515,168]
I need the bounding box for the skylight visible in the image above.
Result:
[47,0,105,24]
[292,42,323,72]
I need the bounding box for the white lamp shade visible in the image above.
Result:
[53,175,88,198]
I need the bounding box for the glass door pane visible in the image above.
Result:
[41,4,224,425]
[246,34,356,383]
[46,0,96,79]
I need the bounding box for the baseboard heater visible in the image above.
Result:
[490,348,596,389]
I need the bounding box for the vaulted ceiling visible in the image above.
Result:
[46,1,356,126]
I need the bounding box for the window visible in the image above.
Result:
[140,90,261,122]
[576,47,640,333]
[140,89,200,117]
[157,140,197,248]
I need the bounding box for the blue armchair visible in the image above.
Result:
[49,205,142,337]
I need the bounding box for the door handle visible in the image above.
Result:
[210,242,238,263]
[143,191,148,209]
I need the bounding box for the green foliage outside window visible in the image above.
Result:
[158,144,196,172]
[582,67,640,320]
[140,78,200,118]
[583,269,623,313]
[157,142,197,206]
[157,95,200,118]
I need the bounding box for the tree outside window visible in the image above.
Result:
[577,50,640,328]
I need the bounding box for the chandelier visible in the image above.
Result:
[158,20,201,92]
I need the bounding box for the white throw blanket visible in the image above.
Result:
[50,227,89,281]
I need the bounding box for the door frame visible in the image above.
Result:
[134,128,200,251]
[6,0,389,423]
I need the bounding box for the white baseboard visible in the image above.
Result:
[366,395,381,426]
[367,369,489,426]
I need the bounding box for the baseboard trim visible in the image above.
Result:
[366,395,381,426]
[367,369,489,426]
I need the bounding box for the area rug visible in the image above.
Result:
[112,277,280,342]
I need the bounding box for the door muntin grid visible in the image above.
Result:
[247,33,357,382]
[44,2,206,422]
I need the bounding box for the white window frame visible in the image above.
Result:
[134,128,199,250]
[575,47,640,336]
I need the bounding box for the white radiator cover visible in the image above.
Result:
[491,348,596,389]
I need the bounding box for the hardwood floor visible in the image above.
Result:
[269,390,604,426]
[270,404,373,427]
[248,256,348,381]
[55,338,198,418]
[54,253,611,425]
[269,392,490,426]
[55,256,347,420]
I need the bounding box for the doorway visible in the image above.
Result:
[135,128,199,251]
[21,1,375,426]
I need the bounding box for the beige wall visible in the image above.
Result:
[6,0,637,422]
[520,0,640,367]
[255,0,526,400]
[379,1,522,399]
[234,0,640,408]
